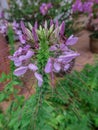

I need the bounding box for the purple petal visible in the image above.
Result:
[14,60,22,67]
[60,43,68,51]
[25,50,34,58]
[50,19,54,26]
[34,21,38,30]
[19,34,26,44]
[53,62,61,72]
[12,21,19,30]
[0,11,4,19]
[47,3,52,8]
[16,47,22,54]
[8,56,17,61]
[45,58,53,73]
[14,66,28,76]
[55,20,59,28]
[19,55,26,61]
[58,53,79,63]
[59,21,65,36]
[0,25,7,34]
[49,45,57,51]
[19,50,34,61]
[64,64,70,71]
[32,27,38,42]
[28,63,38,71]
[20,21,26,34]
[15,30,22,35]
[34,72,43,87]
[66,35,78,46]
[40,3,47,15]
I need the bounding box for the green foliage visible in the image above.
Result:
[6,0,72,24]
[51,64,98,129]
[7,25,15,55]
[1,63,98,130]
[37,28,50,94]
[7,25,15,73]
[0,26,21,102]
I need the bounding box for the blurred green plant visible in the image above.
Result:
[0,63,98,129]
[6,0,72,24]
[0,26,21,104]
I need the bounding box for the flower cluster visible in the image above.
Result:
[0,11,4,19]
[9,20,79,87]
[9,44,43,86]
[40,3,52,16]
[0,19,8,36]
[0,18,22,41]
[45,36,79,74]
[72,0,98,16]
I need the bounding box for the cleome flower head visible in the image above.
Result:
[9,20,79,87]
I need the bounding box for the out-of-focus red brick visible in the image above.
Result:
[0,33,10,91]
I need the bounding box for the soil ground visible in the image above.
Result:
[73,30,98,71]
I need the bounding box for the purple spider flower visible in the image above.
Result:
[9,20,80,87]
[83,2,94,14]
[40,3,52,15]
[72,0,83,13]
[95,0,98,3]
